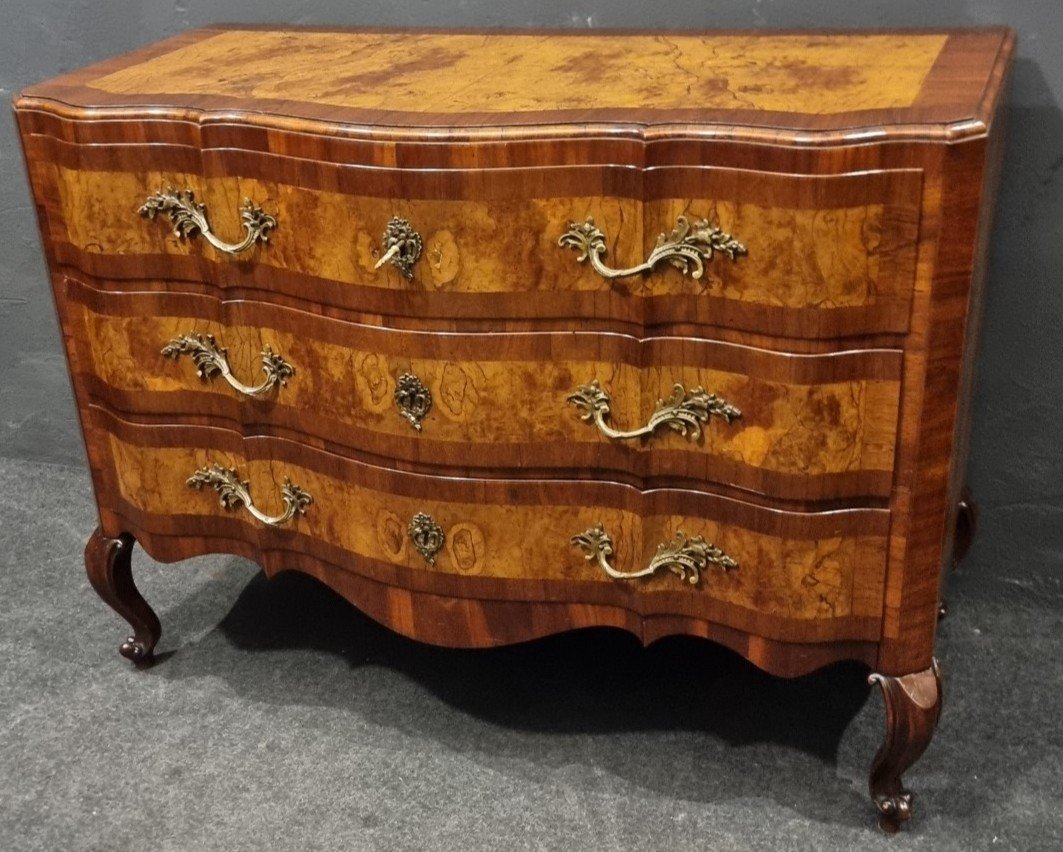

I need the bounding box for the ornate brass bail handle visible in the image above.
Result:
[558,215,746,281]
[139,187,277,256]
[567,380,741,442]
[162,333,295,398]
[374,216,424,279]
[187,464,312,527]
[572,524,738,585]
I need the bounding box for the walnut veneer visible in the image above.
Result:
[16,25,1013,832]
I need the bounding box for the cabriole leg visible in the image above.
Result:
[867,659,942,833]
[84,527,161,667]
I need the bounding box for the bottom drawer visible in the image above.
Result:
[90,408,889,648]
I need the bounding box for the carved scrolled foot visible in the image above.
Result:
[84,527,161,667]
[867,660,942,833]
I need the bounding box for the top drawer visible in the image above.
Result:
[26,139,922,339]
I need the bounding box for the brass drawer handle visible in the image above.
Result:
[568,380,741,442]
[374,216,423,279]
[572,523,737,585]
[187,464,312,527]
[558,215,745,281]
[140,187,277,256]
[162,333,295,398]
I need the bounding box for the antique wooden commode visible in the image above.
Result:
[16,26,1012,830]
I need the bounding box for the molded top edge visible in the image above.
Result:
[16,25,1015,147]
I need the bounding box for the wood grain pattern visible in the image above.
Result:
[868,660,943,832]
[29,156,920,339]
[877,84,1010,675]
[66,280,902,502]
[18,125,940,343]
[14,27,1014,693]
[83,528,160,666]
[99,525,881,676]
[15,26,1014,831]
[89,31,946,115]
[17,26,1011,145]
[94,410,888,639]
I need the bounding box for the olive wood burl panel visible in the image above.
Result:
[89,31,946,116]
[92,409,889,644]
[24,144,921,338]
[66,280,902,502]
[18,27,1011,141]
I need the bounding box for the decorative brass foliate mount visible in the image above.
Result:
[374,216,424,279]
[408,512,445,564]
[139,187,277,256]
[187,464,312,527]
[162,333,295,398]
[572,523,737,585]
[568,380,741,442]
[395,372,432,430]
[558,215,746,281]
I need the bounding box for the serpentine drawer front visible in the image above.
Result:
[24,144,925,338]
[64,278,903,502]
[91,411,889,645]
[17,26,1012,833]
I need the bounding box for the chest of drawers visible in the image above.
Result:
[16,25,1013,832]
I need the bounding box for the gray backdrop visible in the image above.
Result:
[1,0,1060,606]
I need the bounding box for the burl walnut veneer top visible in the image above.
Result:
[19,25,1014,143]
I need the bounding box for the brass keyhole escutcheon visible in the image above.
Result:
[395,372,432,430]
[409,512,445,565]
[374,217,424,279]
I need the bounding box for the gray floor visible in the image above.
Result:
[0,456,1061,851]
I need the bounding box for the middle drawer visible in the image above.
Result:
[66,278,902,503]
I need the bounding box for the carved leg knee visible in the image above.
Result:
[867,659,942,833]
[84,527,161,667]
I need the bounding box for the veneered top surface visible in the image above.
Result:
[17,25,1014,143]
